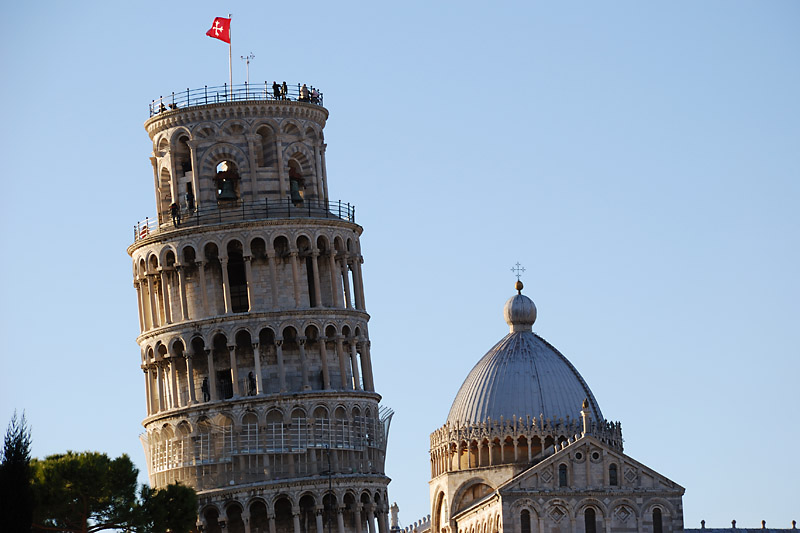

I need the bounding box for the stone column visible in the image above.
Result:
[341,262,352,309]
[354,505,363,533]
[315,509,324,533]
[196,260,209,316]
[311,250,322,307]
[352,256,366,311]
[328,252,341,308]
[135,282,145,331]
[186,140,200,209]
[175,264,188,321]
[349,342,361,390]
[336,508,345,533]
[268,514,277,533]
[365,505,376,533]
[298,337,311,390]
[147,275,159,327]
[275,339,287,392]
[314,145,324,201]
[169,356,180,408]
[335,336,350,390]
[360,340,375,391]
[143,366,152,415]
[290,251,301,308]
[220,257,232,314]
[244,256,254,311]
[243,512,252,533]
[159,269,173,324]
[229,345,240,397]
[321,143,329,202]
[252,343,263,394]
[206,349,218,402]
[185,353,196,404]
[267,251,279,309]
[318,337,331,389]
[156,363,167,412]
[275,135,286,198]
[377,507,388,533]
[292,512,301,533]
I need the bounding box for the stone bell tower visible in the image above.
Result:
[128,84,392,533]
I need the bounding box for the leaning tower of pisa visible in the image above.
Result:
[128,84,392,533]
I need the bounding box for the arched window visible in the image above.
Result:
[558,464,568,487]
[584,508,596,533]
[653,508,663,533]
[609,463,618,486]
[520,510,530,533]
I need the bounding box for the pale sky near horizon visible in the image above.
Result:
[1,1,798,528]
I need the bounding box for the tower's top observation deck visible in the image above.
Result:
[147,82,324,118]
[135,81,340,245]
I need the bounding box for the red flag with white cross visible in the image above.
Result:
[206,17,231,44]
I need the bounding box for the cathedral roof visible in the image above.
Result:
[446,283,603,426]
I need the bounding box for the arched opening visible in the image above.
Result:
[520,510,531,533]
[291,407,308,474]
[584,508,597,533]
[299,494,316,533]
[203,507,222,533]
[204,242,224,315]
[158,167,173,220]
[227,240,249,313]
[323,492,337,533]
[226,502,245,533]
[288,159,305,205]
[454,482,493,514]
[653,508,663,533]
[274,497,293,533]
[558,464,568,487]
[297,235,316,307]
[242,412,259,453]
[213,333,233,399]
[215,160,239,202]
[250,500,269,533]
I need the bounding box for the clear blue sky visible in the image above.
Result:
[1,1,798,528]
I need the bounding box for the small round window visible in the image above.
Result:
[592,452,600,460]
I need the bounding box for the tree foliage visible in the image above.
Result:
[30,450,198,533]
[0,410,34,533]
[31,451,139,533]
[139,482,198,533]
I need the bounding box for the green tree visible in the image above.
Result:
[31,451,139,533]
[138,482,198,533]
[0,410,34,533]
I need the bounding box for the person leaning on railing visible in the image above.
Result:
[300,84,310,102]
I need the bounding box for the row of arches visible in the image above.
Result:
[146,401,389,490]
[151,116,328,219]
[141,325,375,414]
[133,231,365,332]
[514,499,672,533]
[431,434,572,477]
[199,488,389,533]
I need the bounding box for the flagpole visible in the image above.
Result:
[228,14,233,98]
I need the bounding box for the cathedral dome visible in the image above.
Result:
[446,283,603,426]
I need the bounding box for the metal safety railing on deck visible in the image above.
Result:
[149,82,323,117]
[133,198,355,242]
